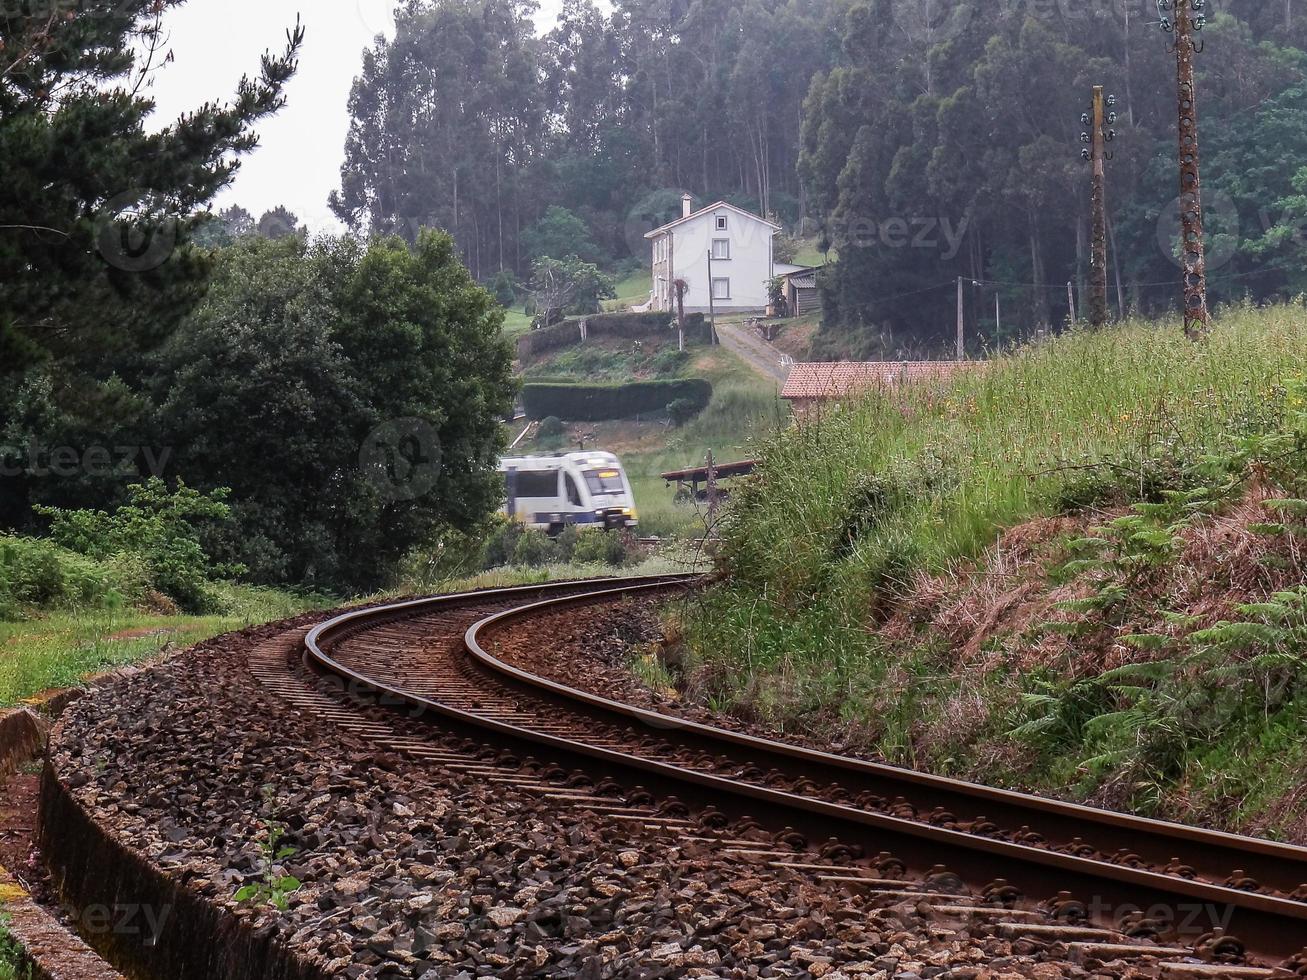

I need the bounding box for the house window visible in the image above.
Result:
[712,239,730,260]
[715,214,728,231]
[712,278,731,301]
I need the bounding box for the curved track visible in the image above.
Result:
[254,575,1307,971]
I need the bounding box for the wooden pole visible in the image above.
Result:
[956,276,965,360]
[1174,0,1209,340]
[1089,85,1109,327]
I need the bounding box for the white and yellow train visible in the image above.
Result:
[499,452,638,534]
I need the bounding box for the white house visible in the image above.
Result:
[644,196,785,314]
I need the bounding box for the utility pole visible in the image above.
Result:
[994,292,1001,349]
[707,250,718,345]
[1089,87,1110,326]
[1161,0,1209,339]
[1066,280,1077,324]
[956,276,965,360]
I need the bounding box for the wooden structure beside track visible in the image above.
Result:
[661,458,758,503]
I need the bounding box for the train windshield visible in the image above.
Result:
[584,469,626,496]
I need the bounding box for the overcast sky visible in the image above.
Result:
[147,1,574,233]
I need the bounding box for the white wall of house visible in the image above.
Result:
[647,201,778,314]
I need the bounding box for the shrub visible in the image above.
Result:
[35,478,240,613]
[489,270,519,307]
[481,520,525,569]
[667,397,702,427]
[538,416,567,440]
[572,530,634,567]
[0,535,141,620]
[652,348,689,376]
[522,379,712,421]
[511,529,557,567]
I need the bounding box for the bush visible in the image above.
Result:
[0,535,143,620]
[538,416,567,440]
[572,530,636,567]
[489,270,519,308]
[652,348,689,376]
[522,379,712,421]
[35,478,240,613]
[511,529,557,567]
[481,520,525,569]
[667,397,703,427]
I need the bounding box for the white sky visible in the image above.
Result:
[146,1,574,234]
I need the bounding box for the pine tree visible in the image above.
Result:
[0,2,304,377]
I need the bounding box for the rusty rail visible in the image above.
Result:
[302,576,1307,961]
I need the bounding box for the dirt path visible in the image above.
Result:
[713,320,791,384]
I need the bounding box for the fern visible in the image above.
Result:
[1098,660,1176,683]
[1265,498,1307,518]
[1120,633,1170,651]
[1190,621,1281,651]
[1248,522,1287,536]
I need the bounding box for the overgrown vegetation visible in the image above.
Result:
[0,915,31,980]
[676,306,1307,837]
[1,482,323,704]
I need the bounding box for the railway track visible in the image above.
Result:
[249,575,1307,973]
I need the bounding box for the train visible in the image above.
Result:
[498,452,638,533]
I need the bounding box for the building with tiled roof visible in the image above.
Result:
[781,361,975,412]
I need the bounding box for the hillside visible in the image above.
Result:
[512,322,787,537]
[665,306,1307,840]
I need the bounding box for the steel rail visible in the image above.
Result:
[465,583,1307,890]
[303,575,1307,960]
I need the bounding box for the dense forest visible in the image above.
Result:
[334,0,1307,354]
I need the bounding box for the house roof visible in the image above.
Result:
[777,264,824,280]
[773,262,812,277]
[780,361,975,400]
[645,201,782,238]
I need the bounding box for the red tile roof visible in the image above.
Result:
[781,361,975,400]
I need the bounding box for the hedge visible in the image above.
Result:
[522,378,713,421]
[516,311,711,359]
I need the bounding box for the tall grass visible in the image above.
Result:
[722,309,1304,593]
[686,306,1306,682]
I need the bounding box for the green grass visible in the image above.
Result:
[0,916,30,980]
[789,240,829,268]
[604,268,653,311]
[0,584,322,706]
[501,307,534,339]
[411,550,703,595]
[714,307,1305,603]
[621,346,789,536]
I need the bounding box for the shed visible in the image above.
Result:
[777,266,824,318]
